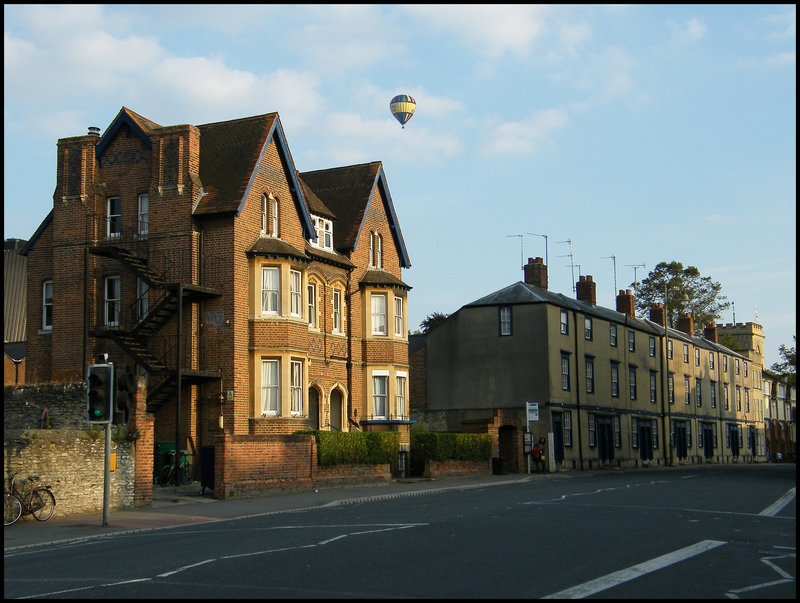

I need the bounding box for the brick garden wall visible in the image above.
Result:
[424,459,491,479]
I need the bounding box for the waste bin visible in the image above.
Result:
[492,457,506,475]
[200,445,215,494]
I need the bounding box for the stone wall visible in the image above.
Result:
[4,428,135,519]
[4,381,140,519]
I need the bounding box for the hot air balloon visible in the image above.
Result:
[390,94,416,129]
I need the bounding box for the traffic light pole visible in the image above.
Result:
[103,422,111,527]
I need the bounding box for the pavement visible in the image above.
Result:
[4,472,556,552]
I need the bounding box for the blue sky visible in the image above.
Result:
[4,4,796,367]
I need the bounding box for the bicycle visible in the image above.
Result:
[4,473,56,526]
[158,450,192,486]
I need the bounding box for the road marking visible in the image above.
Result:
[542,539,727,599]
[157,558,215,578]
[758,487,795,517]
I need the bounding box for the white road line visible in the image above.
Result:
[758,487,796,517]
[542,539,727,599]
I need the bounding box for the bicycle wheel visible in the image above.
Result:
[158,464,173,487]
[5,493,23,526]
[31,489,55,522]
[180,463,192,485]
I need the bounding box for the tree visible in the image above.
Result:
[419,312,450,333]
[770,337,796,387]
[633,261,730,329]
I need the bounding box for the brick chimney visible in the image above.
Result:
[616,289,635,318]
[703,323,718,343]
[523,257,548,290]
[677,313,694,336]
[649,303,666,326]
[576,275,596,305]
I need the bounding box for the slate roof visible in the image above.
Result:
[194,113,279,216]
[246,236,308,262]
[299,163,411,268]
[360,268,411,291]
[465,281,747,358]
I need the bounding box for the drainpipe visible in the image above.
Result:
[572,310,584,470]
[346,267,355,430]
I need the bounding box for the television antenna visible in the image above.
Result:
[625,263,646,295]
[603,255,617,294]
[558,239,577,293]
[506,234,526,271]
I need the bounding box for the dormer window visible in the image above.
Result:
[310,214,333,251]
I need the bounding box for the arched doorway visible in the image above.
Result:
[308,387,320,430]
[330,389,343,431]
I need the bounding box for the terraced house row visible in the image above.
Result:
[414,257,771,473]
[21,107,413,492]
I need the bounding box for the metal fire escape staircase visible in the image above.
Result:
[88,242,222,413]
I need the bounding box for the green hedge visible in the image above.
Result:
[299,430,400,467]
[410,432,492,475]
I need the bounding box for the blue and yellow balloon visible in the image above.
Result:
[390,95,416,129]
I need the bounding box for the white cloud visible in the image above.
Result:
[402,4,550,57]
[485,108,569,155]
[668,17,708,45]
[763,52,796,67]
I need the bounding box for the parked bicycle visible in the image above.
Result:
[158,450,192,486]
[4,472,56,526]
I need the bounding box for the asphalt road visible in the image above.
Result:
[4,464,795,599]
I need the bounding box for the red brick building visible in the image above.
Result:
[23,107,413,479]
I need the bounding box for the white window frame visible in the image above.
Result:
[584,317,592,340]
[629,367,637,400]
[270,195,279,237]
[105,275,120,327]
[371,293,387,335]
[261,359,280,416]
[372,371,389,419]
[107,197,122,239]
[649,336,656,357]
[395,297,404,337]
[261,194,268,233]
[609,324,617,346]
[291,360,303,416]
[138,193,149,236]
[684,375,691,405]
[333,289,342,333]
[396,372,407,419]
[650,371,657,403]
[137,277,149,323]
[628,330,635,352]
[42,280,53,331]
[290,269,302,317]
[308,283,317,328]
[668,373,675,404]
[499,306,512,336]
[560,310,568,335]
[261,267,280,315]
[585,357,594,393]
[709,352,715,370]
[610,362,619,397]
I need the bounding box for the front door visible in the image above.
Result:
[639,422,653,461]
[330,389,342,431]
[308,388,319,430]
[597,417,614,462]
[552,414,565,464]
[498,426,518,472]
[674,422,688,460]
[702,424,714,459]
[729,424,740,457]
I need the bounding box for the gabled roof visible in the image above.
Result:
[95,107,160,165]
[299,162,411,268]
[193,114,316,241]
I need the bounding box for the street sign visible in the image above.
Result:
[526,402,539,422]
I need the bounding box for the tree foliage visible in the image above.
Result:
[633,261,730,329]
[419,312,450,333]
[770,336,796,387]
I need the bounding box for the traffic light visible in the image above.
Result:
[113,367,135,425]
[87,363,113,424]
